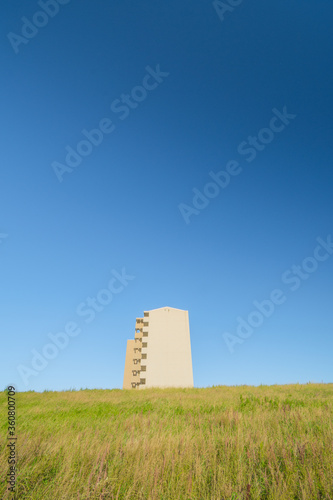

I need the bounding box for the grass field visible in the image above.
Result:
[1,383,333,499]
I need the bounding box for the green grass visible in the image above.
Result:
[1,384,333,499]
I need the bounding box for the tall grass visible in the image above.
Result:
[1,384,332,499]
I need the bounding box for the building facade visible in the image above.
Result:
[123,307,194,389]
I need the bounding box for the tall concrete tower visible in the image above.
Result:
[123,307,194,389]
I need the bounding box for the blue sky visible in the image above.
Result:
[1,1,332,392]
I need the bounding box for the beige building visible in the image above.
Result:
[123,307,194,389]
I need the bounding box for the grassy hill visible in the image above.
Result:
[1,384,333,499]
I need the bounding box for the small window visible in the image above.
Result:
[141,365,146,372]
[142,342,147,348]
[140,378,146,384]
[144,312,149,317]
[141,353,147,359]
[142,331,148,337]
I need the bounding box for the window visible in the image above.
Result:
[141,365,146,371]
[140,378,146,385]
[141,353,147,359]
[142,342,147,348]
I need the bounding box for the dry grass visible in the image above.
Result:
[1,384,333,499]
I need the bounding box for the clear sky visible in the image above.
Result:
[1,1,332,392]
